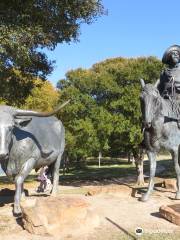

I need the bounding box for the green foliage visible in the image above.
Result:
[0,0,105,104]
[22,79,59,111]
[0,69,35,106]
[57,57,163,160]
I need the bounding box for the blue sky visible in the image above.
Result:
[46,0,180,86]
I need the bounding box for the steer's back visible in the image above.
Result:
[21,116,64,150]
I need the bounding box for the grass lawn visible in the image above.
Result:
[60,161,136,181]
[0,155,176,186]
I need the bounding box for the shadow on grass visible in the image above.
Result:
[156,159,176,178]
[0,188,29,207]
[0,157,175,195]
[59,163,137,187]
[0,174,37,186]
[143,158,175,178]
[0,174,37,207]
[58,158,175,191]
[0,188,14,206]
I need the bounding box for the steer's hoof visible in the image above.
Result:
[140,193,149,202]
[175,192,180,200]
[13,205,22,217]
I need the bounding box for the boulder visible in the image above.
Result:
[160,204,180,225]
[86,184,130,196]
[163,179,177,191]
[21,196,100,237]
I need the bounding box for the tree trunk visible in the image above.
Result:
[128,152,131,164]
[131,156,135,166]
[98,151,102,168]
[62,152,70,175]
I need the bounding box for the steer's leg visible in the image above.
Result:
[172,149,180,199]
[140,151,157,202]
[51,153,63,196]
[14,158,36,215]
[51,127,65,196]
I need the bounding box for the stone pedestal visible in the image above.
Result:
[160,204,180,225]
[21,196,100,237]
[163,179,177,191]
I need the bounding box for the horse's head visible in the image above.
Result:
[140,79,162,129]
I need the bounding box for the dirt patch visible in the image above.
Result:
[0,181,180,239]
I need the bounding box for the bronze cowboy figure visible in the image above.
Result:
[158,45,180,100]
[157,45,180,127]
[139,45,180,202]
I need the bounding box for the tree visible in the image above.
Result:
[57,57,163,164]
[22,79,59,112]
[91,57,163,155]
[57,68,113,161]
[0,0,105,103]
[91,57,163,184]
[0,69,36,106]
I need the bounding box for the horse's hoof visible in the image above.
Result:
[140,194,149,202]
[175,192,180,200]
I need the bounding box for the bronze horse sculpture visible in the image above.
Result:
[140,79,180,201]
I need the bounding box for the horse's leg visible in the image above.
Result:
[14,158,36,215]
[172,150,180,199]
[21,183,25,198]
[140,151,156,202]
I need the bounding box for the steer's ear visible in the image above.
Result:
[14,117,32,127]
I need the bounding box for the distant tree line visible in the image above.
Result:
[0,55,163,163]
[57,57,163,161]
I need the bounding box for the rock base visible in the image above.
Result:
[160,204,180,225]
[86,184,130,196]
[21,196,100,237]
[163,179,177,191]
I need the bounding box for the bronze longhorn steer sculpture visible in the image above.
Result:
[140,79,180,201]
[0,100,69,215]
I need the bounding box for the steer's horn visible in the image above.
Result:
[15,100,70,117]
[140,79,145,88]
[154,79,160,88]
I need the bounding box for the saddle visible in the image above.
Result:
[162,92,180,129]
